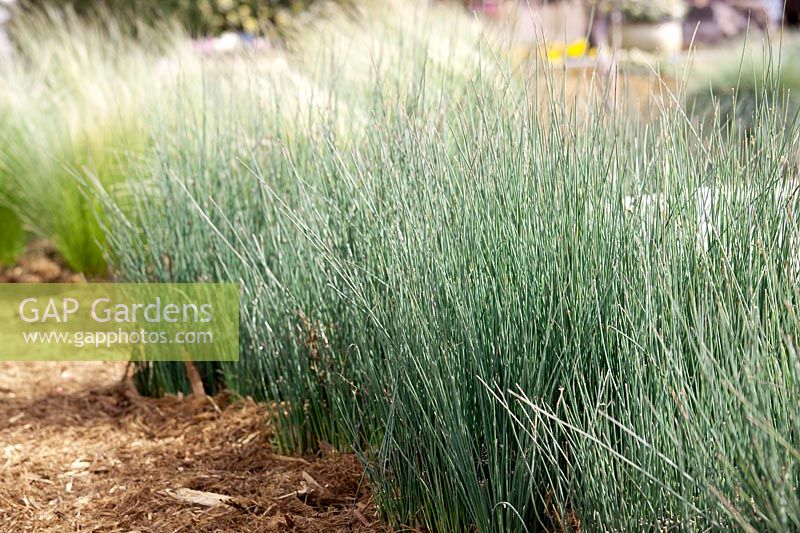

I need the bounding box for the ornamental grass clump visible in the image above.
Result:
[100,2,800,530]
[0,8,195,275]
[689,33,800,136]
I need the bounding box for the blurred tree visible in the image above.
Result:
[17,0,318,36]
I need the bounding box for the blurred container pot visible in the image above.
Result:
[619,18,683,53]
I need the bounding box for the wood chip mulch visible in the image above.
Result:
[0,241,85,283]
[0,361,386,532]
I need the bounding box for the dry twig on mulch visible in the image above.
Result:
[0,361,385,532]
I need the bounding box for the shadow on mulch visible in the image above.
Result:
[0,362,385,532]
[1,244,386,531]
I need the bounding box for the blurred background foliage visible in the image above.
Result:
[17,0,327,36]
[0,206,25,265]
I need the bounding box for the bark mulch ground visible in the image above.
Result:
[0,361,385,532]
[0,241,84,283]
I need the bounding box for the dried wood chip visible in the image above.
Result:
[163,488,233,508]
[239,431,260,445]
[23,474,53,485]
[353,508,371,527]
[301,471,326,495]
[69,459,90,470]
[267,453,311,466]
[22,495,38,508]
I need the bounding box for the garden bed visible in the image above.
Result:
[0,241,85,284]
[0,361,384,532]
[2,2,800,530]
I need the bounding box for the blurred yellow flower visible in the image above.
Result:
[274,9,291,27]
[242,16,258,34]
[546,38,590,61]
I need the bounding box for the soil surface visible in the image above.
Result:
[0,241,85,283]
[0,361,385,532]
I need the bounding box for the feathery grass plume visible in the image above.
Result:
[0,7,195,274]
